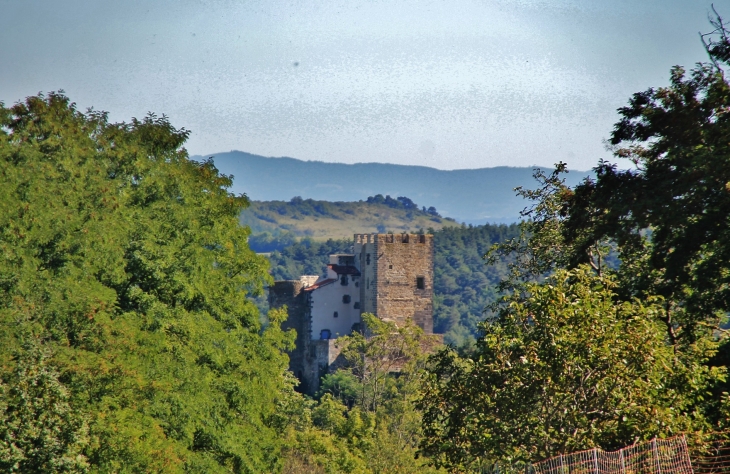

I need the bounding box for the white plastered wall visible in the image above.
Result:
[310,275,361,339]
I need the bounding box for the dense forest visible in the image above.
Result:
[5,13,730,473]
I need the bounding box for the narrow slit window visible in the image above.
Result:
[416,277,425,290]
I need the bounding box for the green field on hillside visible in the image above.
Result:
[240,195,459,240]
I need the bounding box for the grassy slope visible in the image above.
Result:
[241,198,459,240]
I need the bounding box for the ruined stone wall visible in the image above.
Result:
[268,281,312,390]
[355,233,434,334]
[269,281,346,395]
[306,339,348,394]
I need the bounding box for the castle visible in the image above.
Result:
[268,233,434,394]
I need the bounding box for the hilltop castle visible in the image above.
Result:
[268,233,434,394]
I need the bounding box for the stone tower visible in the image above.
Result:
[355,233,434,333]
[269,233,434,394]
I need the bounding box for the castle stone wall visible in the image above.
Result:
[355,233,433,334]
[268,280,310,385]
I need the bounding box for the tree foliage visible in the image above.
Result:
[334,313,429,412]
[277,314,444,473]
[419,13,730,470]
[433,224,520,346]
[419,267,722,470]
[553,21,730,346]
[0,93,294,472]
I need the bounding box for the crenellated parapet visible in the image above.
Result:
[354,233,432,245]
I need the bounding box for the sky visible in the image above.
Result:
[0,0,726,171]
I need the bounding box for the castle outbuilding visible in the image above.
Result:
[269,233,434,394]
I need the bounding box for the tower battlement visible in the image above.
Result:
[354,233,432,245]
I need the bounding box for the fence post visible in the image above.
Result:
[652,438,662,474]
[619,448,626,474]
[593,448,599,474]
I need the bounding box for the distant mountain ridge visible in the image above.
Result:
[194,151,592,224]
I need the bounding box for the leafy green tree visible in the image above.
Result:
[549,14,730,347]
[429,17,730,469]
[276,389,373,474]
[281,314,444,474]
[0,93,294,472]
[337,314,428,412]
[419,267,722,470]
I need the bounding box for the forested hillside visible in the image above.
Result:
[266,223,521,346]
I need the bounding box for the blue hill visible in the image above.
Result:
[193,151,592,224]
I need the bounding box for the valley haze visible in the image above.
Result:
[199,151,591,224]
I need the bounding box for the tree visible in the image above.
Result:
[552,13,730,347]
[420,15,730,468]
[285,314,445,474]
[0,93,294,471]
[418,267,721,471]
[336,313,427,413]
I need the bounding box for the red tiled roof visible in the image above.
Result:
[303,278,337,291]
[327,264,361,276]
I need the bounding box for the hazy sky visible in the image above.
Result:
[1,0,725,170]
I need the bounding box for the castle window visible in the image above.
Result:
[340,275,348,286]
[343,295,351,304]
[333,311,339,318]
[366,253,371,265]
[389,264,393,269]
[354,302,360,309]
[419,234,426,244]
[416,276,425,290]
